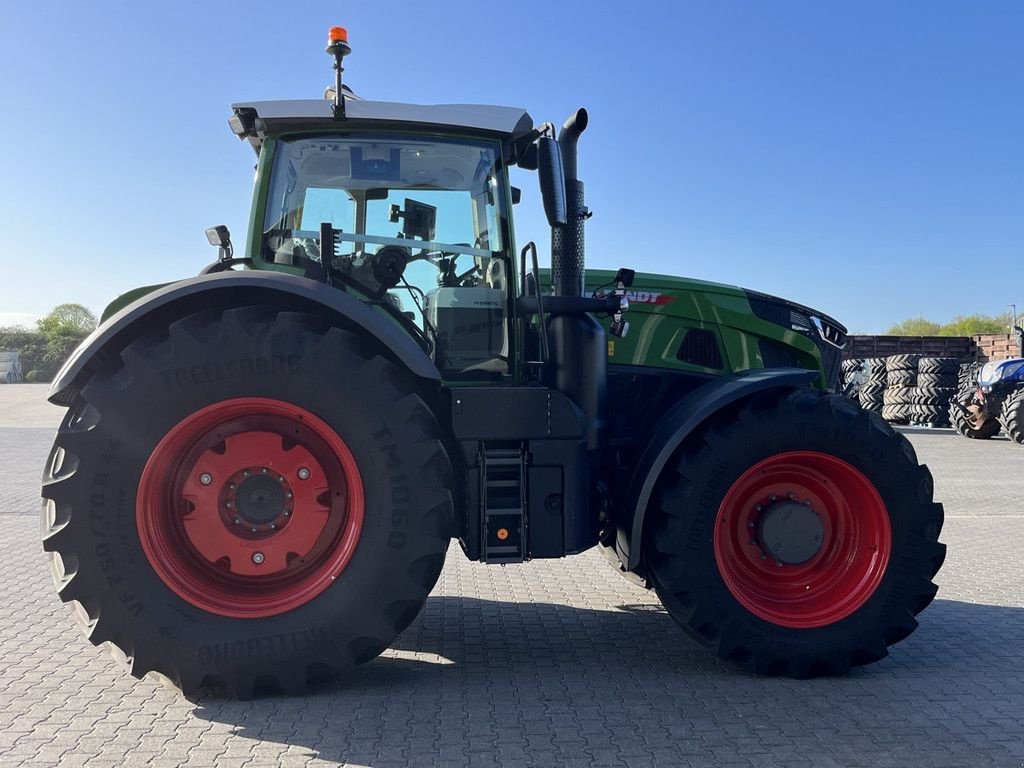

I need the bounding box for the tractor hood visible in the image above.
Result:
[978,358,1024,389]
[588,270,847,340]
[585,269,848,389]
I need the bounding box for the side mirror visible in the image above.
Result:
[537,136,567,228]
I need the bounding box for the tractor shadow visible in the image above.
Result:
[191,597,1024,767]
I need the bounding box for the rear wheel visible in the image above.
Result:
[644,390,944,677]
[42,307,453,698]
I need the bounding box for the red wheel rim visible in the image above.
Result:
[713,451,890,628]
[137,397,364,618]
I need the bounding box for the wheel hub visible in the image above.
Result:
[966,403,988,430]
[755,499,824,565]
[222,468,294,532]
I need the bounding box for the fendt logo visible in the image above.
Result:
[595,289,675,305]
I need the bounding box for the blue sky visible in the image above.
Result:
[1,1,1020,333]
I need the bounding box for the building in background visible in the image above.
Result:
[0,351,23,383]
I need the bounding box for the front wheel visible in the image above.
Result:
[644,390,945,677]
[42,307,453,698]
[949,391,1000,439]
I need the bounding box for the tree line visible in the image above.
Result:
[885,311,1021,337]
[0,304,98,382]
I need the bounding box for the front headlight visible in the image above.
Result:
[811,316,847,349]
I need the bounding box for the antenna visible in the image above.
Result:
[326,27,352,119]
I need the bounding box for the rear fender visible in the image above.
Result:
[615,368,819,571]
[49,271,440,406]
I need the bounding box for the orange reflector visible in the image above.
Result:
[496,528,509,541]
[328,26,348,43]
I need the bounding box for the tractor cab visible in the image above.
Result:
[226,44,579,382]
[251,128,516,378]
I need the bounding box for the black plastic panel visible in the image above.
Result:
[450,387,586,440]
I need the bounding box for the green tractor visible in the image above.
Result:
[42,28,944,698]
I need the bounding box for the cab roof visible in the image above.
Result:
[230,98,534,154]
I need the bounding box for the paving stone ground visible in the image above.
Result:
[0,384,1022,767]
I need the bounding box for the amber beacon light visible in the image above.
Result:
[326,26,352,118]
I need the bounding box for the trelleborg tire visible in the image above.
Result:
[918,372,958,389]
[859,397,884,414]
[910,388,956,406]
[644,390,945,678]
[908,404,949,426]
[41,307,453,698]
[865,358,888,384]
[999,387,1024,445]
[881,404,909,424]
[957,364,979,391]
[887,369,917,387]
[918,358,958,375]
[886,354,921,371]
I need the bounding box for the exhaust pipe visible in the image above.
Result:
[547,108,605,455]
[552,108,589,297]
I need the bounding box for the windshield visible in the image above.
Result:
[262,134,512,376]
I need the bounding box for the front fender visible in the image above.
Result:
[49,271,440,406]
[616,367,819,571]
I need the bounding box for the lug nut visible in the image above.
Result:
[233,517,240,525]
[252,552,265,565]
[199,473,213,486]
[260,468,268,474]
[251,526,257,533]
[243,470,250,477]
[225,501,233,508]
[297,467,311,480]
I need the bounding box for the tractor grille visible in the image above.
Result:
[676,329,724,369]
[818,343,843,392]
[746,290,847,392]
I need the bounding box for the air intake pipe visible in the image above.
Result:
[552,108,589,297]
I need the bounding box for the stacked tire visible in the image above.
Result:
[881,354,918,424]
[957,362,979,393]
[909,357,958,427]
[858,357,887,414]
[840,358,864,402]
